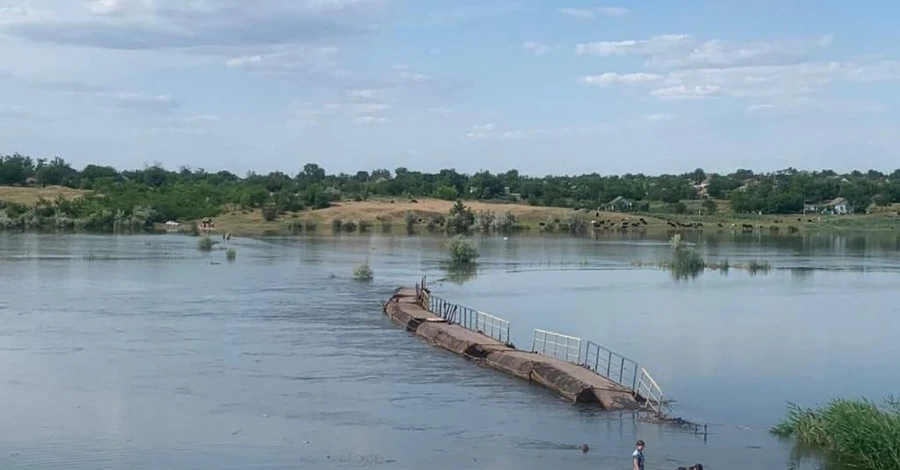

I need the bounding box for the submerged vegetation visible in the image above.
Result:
[771,397,900,470]
[225,248,237,261]
[352,261,374,281]
[197,236,215,251]
[447,235,479,265]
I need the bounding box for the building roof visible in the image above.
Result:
[610,196,632,204]
[826,197,847,206]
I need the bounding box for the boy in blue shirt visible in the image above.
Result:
[632,440,645,470]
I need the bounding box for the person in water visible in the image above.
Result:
[632,440,645,470]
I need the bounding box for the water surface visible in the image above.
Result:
[1,232,898,469]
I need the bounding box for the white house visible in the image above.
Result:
[823,197,851,215]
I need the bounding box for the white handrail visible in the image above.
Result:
[636,368,664,414]
[532,329,582,364]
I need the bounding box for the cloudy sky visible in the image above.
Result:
[1,0,898,175]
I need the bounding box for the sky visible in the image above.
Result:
[1,0,899,176]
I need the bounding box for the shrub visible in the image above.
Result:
[493,211,520,234]
[198,236,215,251]
[425,215,445,232]
[331,218,343,232]
[304,220,317,231]
[226,248,237,261]
[447,235,479,265]
[446,200,475,234]
[341,220,358,232]
[771,398,900,470]
[285,220,303,234]
[352,261,374,281]
[261,204,277,222]
[405,211,417,231]
[669,201,688,214]
[702,199,718,214]
[378,216,393,232]
[358,219,373,232]
[476,210,495,232]
[561,212,588,235]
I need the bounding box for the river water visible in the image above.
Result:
[1,231,899,469]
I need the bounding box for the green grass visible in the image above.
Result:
[771,398,900,470]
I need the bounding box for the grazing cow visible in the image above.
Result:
[717,223,724,228]
[639,217,647,225]
[410,199,418,203]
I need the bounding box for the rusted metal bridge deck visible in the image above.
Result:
[382,286,644,411]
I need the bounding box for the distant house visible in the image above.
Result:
[823,197,851,215]
[803,203,818,214]
[199,218,215,231]
[607,196,633,212]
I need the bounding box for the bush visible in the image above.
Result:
[352,261,374,281]
[358,219,373,232]
[771,398,900,470]
[447,235,479,265]
[341,220,358,232]
[561,212,588,235]
[669,201,688,214]
[331,218,343,232]
[405,211,417,231]
[197,236,215,251]
[378,216,392,232]
[702,199,718,214]
[446,200,475,234]
[425,215,445,232]
[261,204,277,222]
[285,220,303,234]
[226,248,236,261]
[476,210,495,232]
[304,220,317,231]
[493,211,520,233]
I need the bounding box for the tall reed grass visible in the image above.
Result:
[771,398,900,470]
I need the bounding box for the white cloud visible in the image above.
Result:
[589,61,900,101]
[576,34,832,69]
[579,72,663,85]
[646,113,676,121]
[650,85,721,100]
[576,35,691,57]
[346,89,379,100]
[2,0,386,50]
[354,116,387,124]
[473,123,495,131]
[558,7,630,19]
[523,41,550,57]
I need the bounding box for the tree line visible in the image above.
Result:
[2,152,900,231]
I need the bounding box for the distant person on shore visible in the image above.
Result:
[632,440,645,470]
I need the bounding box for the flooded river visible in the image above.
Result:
[1,232,899,469]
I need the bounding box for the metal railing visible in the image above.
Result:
[636,368,665,414]
[532,329,582,364]
[583,341,640,391]
[425,295,511,344]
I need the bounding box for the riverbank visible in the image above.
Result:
[166,198,900,237]
[3,186,898,236]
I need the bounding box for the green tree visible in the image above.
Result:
[446,200,475,234]
[702,199,718,214]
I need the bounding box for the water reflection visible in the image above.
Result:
[444,263,478,285]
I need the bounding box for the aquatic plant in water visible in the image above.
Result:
[447,235,479,265]
[353,261,374,281]
[226,248,236,261]
[197,236,215,251]
[771,397,900,470]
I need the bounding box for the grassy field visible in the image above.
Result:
[189,199,674,236]
[3,187,897,236]
[0,186,90,205]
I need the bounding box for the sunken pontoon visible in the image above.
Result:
[382,281,665,412]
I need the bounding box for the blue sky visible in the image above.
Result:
[1,0,899,176]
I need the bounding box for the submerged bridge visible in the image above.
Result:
[382,277,666,414]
